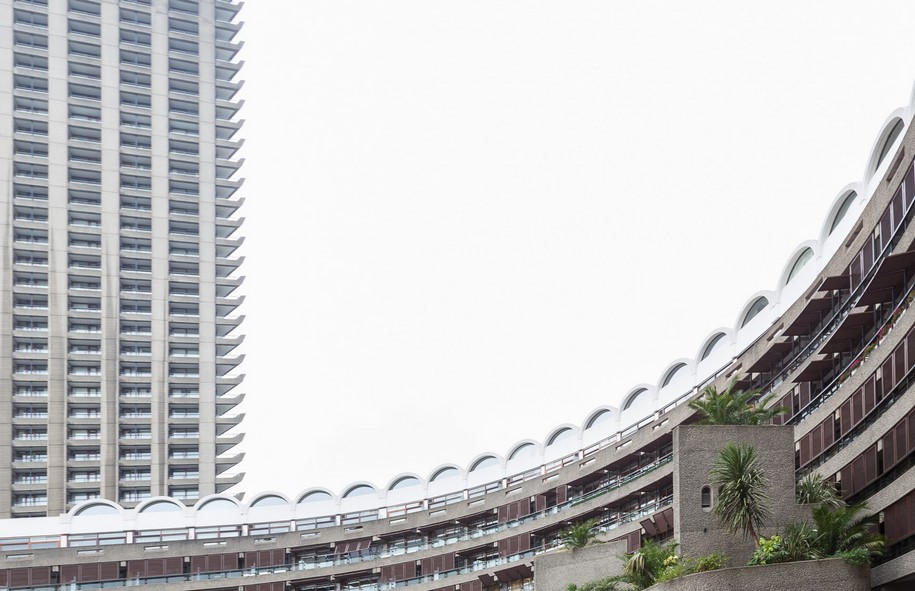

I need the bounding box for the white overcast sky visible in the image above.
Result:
[231,1,915,497]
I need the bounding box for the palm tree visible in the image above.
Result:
[560,518,599,550]
[622,539,677,590]
[710,443,770,545]
[689,380,785,425]
[810,502,885,562]
[796,473,843,508]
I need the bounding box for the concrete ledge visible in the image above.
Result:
[647,558,869,591]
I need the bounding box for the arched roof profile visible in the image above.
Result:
[137,498,184,513]
[736,292,773,329]
[386,473,423,491]
[545,424,579,447]
[658,360,693,389]
[70,499,121,517]
[621,385,654,411]
[195,495,240,512]
[296,488,336,504]
[467,453,503,472]
[248,492,290,508]
[428,464,463,482]
[341,482,377,498]
[583,406,617,430]
[506,439,540,460]
[866,113,907,178]
[819,186,861,243]
[696,329,733,362]
[778,242,818,288]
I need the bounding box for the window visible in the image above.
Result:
[14,118,48,136]
[741,297,769,328]
[69,19,101,37]
[14,74,48,93]
[15,9,49,27]
[121,132,151,149]
[701,485,712,510]
[169,17,198,35]
[623,388,648,411]
[69,61,101,79]
[15,96,48,114]
[700,333,727,361]
[343,485,375,498]
[785,248,814,285]
[829,192,857,236]
[69,0,101,16]
[121,49,151,67]
[14,31,48,49]
[874,119,904,172]
[70,125,101,143]
[121,91,151,108]
[121,112,152,128]
[121,70,151,87]
[661,363,686,388]
[68,40,101,58]
[14,140,48,157]
[69,104,101,121]
[120,8,151,26]
[14,52,48,71]
[120,29,151,46]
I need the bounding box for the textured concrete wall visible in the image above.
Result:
[533,540,627,591]
[647,558,869,591]
[673,425,807,565]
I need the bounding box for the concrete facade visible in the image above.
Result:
[0,0,246,517]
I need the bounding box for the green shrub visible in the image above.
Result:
[691,552,728,573]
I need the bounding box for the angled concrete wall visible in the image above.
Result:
[533,540,627,591]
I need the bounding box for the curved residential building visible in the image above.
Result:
[3,2,915,591]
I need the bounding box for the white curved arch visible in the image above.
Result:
[545,424,579,447]
[247,491,290,508]
[506,439,541,460]
[695,328,733,363]
[778,241,819,289]
[865,111,907,179]
[295,487,336,504]
[582,406,618,430]
[70,499,122,517]
[386,473,424,491]
[735,291,774,330]
[136,497,185,513]
[428,463,463,482]
[467,453,504,473]
[819,184,862,244]
[341,481,378,499]
[195,495,240,512]
[620,385,654,411]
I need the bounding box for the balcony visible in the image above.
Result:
[216,314,244,337]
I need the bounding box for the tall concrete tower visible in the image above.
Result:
[0,0,245,517]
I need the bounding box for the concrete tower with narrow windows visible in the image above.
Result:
[0,0,245,517]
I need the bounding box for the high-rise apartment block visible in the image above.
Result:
[0,0,245,518]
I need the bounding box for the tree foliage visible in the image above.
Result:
[796,473,843,508]
[749,502,885,567]
[688,381,785,425]
[710,443,771,545]
[561,518,600,550]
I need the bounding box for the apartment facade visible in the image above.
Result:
[0,81,914,589]
[0,0,245,518]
